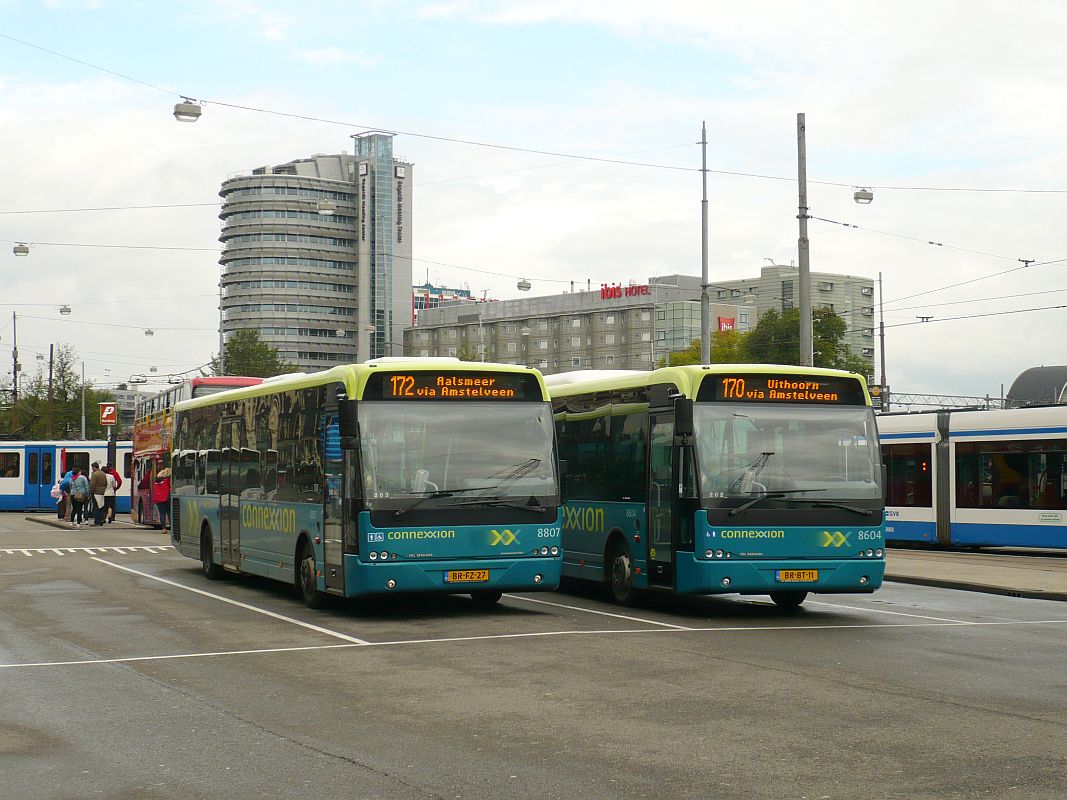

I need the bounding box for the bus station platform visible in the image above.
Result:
[886,547,1067,602]
[16,514,1067,602]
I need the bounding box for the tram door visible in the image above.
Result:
[647,413,676,588]
[23,446,55,510]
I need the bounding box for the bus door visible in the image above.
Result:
[23,446,55,510]
[647,412,676,588]
[220,447,241,570]
[322,413,346,594]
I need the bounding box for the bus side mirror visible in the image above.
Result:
[675,398,694,438]
[339,399,358,449]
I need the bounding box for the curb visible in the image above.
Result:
[886,574,1067,603]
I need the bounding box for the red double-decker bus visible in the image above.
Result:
[131,376,262,526]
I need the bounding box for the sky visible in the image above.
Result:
[2,0,1066,403]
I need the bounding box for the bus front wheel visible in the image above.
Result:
[607,541,637,605]
[770,590,807,609]
[297,540,330,609]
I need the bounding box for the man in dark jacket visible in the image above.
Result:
[89,463,108,526]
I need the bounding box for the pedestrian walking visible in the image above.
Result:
[153,467,172,534]
[103,464,118,525]
[89,462,108,526]
[69,468,90,528]
[105,464,123,523]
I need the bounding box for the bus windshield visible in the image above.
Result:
[693,403,882,503]
[358,401,558,508]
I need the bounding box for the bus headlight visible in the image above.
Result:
[540,547,548,555]
[369,552,378,561]
[875,548,883,557]
[705,550,714,558]
[379,551,389,560]
[866,549,874,557]
[550,546,558,555]
[715,549,724,558]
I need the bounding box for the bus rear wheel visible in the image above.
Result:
[469,590,502,608]
[298,541,330,609]
[607,541,637,605]
[770,590,808,609]
[201,531,224,581]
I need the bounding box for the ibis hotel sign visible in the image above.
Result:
[600,282,651,301]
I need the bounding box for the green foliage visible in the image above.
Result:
[456,344,482,362]
[742,306,871,373]
[210,329,294,378]
[657,330,747,368]
[5,344,115,439]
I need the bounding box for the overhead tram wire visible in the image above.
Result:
[883,304,1067,329]
[11,32,1067,195]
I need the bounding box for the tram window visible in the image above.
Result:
[66,452,90,475]
[956,439,1067,509]
[28,452,39,483]
[0,452,21,478]
[882,443,932,508]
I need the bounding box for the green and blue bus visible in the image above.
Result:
[548,365,885,607]
[170,359,562,608]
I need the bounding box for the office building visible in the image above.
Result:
[712,263,876,366]
[405,275,756,374]
[218,135,412,372]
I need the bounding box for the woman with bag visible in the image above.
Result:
[152,467,172,534]
[69,469,90,528]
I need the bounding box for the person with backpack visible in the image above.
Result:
[69,468,90,528]
[58,469,74,521]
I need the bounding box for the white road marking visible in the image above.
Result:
[0,546,174,558]
[807,599,980,624]
[503,593,694,629]
[92,558,369,645]
[3,618,1066,671]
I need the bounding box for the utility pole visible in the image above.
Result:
[46,343,54,438]
[80,361,86,440]
[10,311,18,432]
[796,113,813,366]
[699,122,711,364]
[878,273,889,413]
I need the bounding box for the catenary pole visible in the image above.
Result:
[797,113,813,366]
[700,122,711,364]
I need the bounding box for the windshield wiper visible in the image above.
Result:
[449,496,547,513]
[727,489,825,517]
[784,498,874,516]
[393,485,499,518]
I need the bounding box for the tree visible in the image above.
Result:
[658,330,747,367]
[742,306,871,373]
[210,329,293,378]
[456,344,481,362]
[6,344,115,439]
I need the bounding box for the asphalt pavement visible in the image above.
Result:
[24,512,1067,601]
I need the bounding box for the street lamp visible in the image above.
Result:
[853,187,874,204]
[520,327,531,368]
[144,328,155,337]
[59,305,72,315]
[517,279,532,292]
[173,98,202,122]
[13,242,29,257]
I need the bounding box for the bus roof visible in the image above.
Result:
[545,364,871,402]
[175,360,550,411]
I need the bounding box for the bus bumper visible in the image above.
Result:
[674,553,885,595]
[342,554,562,596]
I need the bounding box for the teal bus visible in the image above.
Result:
[170,359,562,608]
[547,365,885,607]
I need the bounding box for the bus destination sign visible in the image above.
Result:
[364,371,541,401]
[697,373,867,405]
